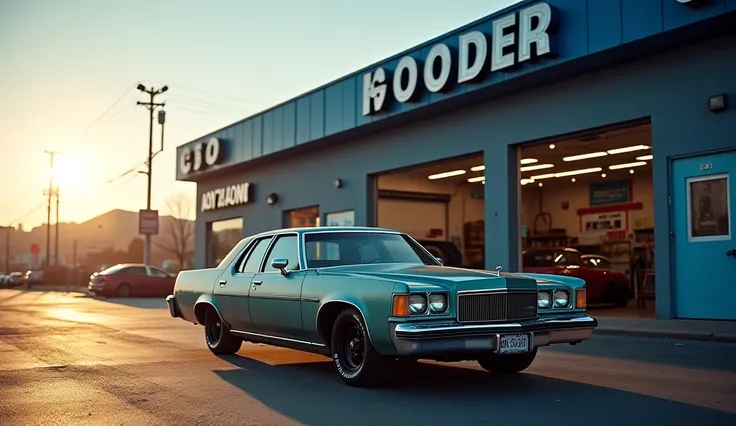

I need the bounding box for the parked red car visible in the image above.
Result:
[88,263,176,297]
[522,247,630,306]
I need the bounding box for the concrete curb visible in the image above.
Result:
[593,328,736,343]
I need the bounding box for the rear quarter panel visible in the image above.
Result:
[301,271,403,353]
[173,268,223,323]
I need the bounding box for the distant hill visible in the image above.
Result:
[2,208,195,269]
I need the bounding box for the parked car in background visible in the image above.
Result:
[23,270,44,287]
[88,263,175,297]
[166,226,597,387]
[416,239,463,267]
[522,247,630,306]
[2,272,25,288]
[581,254,613,270]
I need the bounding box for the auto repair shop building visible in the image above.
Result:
[175,0,736,321]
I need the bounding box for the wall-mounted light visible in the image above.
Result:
[334,179,343,189]
[708,94,727,112]
[266,193,279,205]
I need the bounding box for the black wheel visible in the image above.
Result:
[204,307,242,354]
[117,283,132,297]
[330,308,392,387]
[477,348,538,374]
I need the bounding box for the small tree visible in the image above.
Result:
[154,193,195,267]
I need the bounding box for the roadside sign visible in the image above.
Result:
[139,209,159,235]
[30,243,39,254]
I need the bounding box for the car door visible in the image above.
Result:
[146,266,174,296]
[214,236,273,332]
[124,266,152,296]
[248,233,308,341]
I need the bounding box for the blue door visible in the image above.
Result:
[672,150,736,320]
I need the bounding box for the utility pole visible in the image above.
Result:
[44,150,60,268]
[1,226,10,274]
[54,186,60,265]
[136,83,168,265]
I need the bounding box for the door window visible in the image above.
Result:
[240,237,273,273]
[148,267,169,277]
[262,235,299,272]
[687,174,731,242]
[127,267,148,276]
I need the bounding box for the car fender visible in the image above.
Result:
[192,293,229,327]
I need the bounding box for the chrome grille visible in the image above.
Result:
[457,291,538,323]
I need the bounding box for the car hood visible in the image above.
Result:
[316,263,542,292]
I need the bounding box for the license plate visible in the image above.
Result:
[498,333,530,354]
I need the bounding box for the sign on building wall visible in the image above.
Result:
[582,211,626,233]
[362,1,560,116]
[589,180,631,206]
[180,137,225,175]
[325,210,355,227]
[201,182,252,212]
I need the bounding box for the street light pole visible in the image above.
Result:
[136,83,167,265]
[43,150,59,268]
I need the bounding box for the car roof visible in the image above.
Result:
[248,226,402,239]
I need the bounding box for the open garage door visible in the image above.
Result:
[377,196,448,240]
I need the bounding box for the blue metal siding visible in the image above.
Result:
[175,1,734,181]
[587,0,622,53]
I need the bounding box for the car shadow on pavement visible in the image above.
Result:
[213,355,736,426]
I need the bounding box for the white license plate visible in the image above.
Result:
[498,333,530,354]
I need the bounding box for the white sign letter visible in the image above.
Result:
[518,2,556,62]
[424,43,454,93]
[393,56,421,103]
[204,137,220,166]
[193,143,203,171]
[180,147,192,174]
[362,68,389,115]
[458,31,489,83]
[491,13,517,72]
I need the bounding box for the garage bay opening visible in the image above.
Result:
[376,153,486,269]
[519,121,655,317]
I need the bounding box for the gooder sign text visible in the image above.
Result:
[201,182,251,212]
[363,2,558,116]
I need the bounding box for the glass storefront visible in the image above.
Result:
[208,217,243,267]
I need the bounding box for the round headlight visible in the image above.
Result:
[409,294,427,314]
[554,290,570,308]
[537,291,552,308]
[428,293,447,313]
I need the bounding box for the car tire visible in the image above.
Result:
[117,283,132,298]
[330,308,392,387]
[477,348,538,374]
[204,307,242,355]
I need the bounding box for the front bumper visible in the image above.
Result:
[390,315,597,356]
[166,295,180,318]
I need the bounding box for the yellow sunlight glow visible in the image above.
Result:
[52,154,85,192]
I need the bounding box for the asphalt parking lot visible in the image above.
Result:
[1,289,735,426]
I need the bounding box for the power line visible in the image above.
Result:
[80,84,139,136]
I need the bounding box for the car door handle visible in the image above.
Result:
[219,280,227,286]
[252,280,263,285]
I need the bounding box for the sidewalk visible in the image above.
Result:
[594,316,736,343]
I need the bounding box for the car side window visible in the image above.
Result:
[262,235,299,272]
[148,267,169,277]
[128,267,148,276]
[240,237,273,273]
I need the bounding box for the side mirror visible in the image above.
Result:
[271,258,289,275]
[434,256,444,265]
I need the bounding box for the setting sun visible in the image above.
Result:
[51,154,85,192]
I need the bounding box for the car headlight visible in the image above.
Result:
[537,291,552,308]
[409,294,427,314]
[428,293,447,313]
[554,290,570,308]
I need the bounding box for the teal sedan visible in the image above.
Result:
[166,226,597,387]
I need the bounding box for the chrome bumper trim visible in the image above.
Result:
[166,295,179,318]
[391,315,597,356]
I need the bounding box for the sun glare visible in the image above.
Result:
[52,154,85,191]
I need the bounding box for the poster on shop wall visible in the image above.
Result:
[582,211,626,234]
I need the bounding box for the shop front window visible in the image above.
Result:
[209,217,243,267]
[287,206,320,228]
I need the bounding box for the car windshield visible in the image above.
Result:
[523,250,581,267]
[304,232,437,268]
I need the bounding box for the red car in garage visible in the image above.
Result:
[88,263,176,298]
[522,247,630,306]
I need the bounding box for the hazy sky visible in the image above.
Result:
[0,0,520,230]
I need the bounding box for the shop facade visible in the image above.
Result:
[176,0,736,320]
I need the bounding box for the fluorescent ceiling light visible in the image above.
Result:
[636,154,653,161]
[520,158,538,165]
[554,167,602,177]
[520,178,535,185]
[607,145,650,155]
[609,161,647,170]
[530,173,556,180]
[563,152,607,162]
[467,176,485,183]
[428,169,466,180]
[520,163,554,172]
[470,165,485,172]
